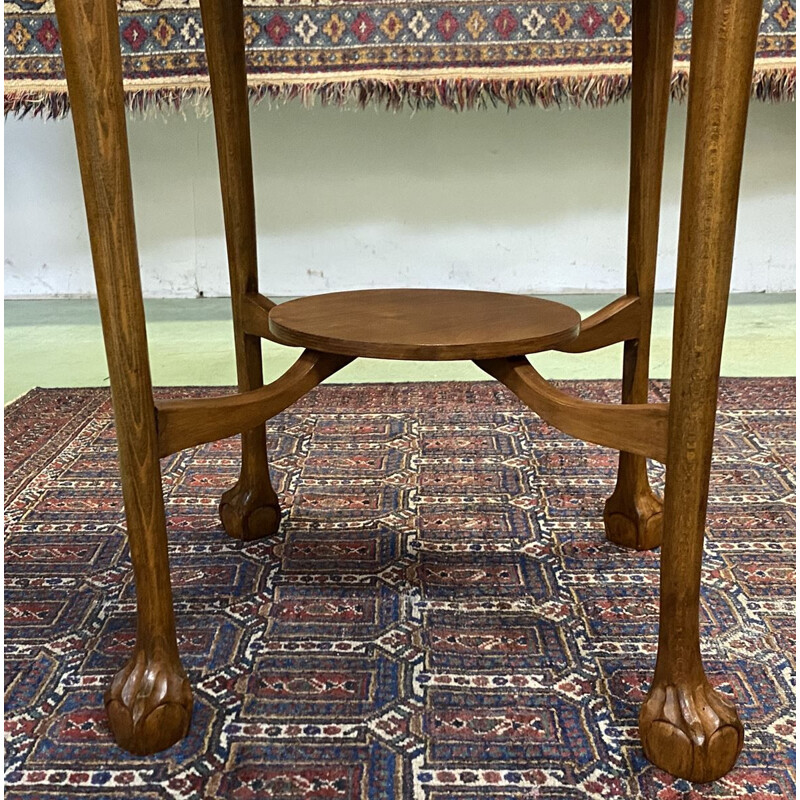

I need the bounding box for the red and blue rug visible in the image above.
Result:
[4,1,796,115]
[4,380,796,798]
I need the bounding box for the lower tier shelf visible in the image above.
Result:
[267,288,581,360]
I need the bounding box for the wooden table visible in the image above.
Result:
[55,0,764,783]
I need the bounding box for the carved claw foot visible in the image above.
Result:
[105,645,193,755]
[639,679,743,783]
[603,484,663,551]
[219,478,281,541]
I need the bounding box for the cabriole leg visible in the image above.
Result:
[56,0,192,754]
[604,0,677,551]
[200,0,281,541]
[639,0,761,782]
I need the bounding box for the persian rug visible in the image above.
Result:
[3,1,796,117]
[4,380,795,799]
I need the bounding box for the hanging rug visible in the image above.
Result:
[3,0,796,117]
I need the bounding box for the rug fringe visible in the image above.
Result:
[4,67,795,119]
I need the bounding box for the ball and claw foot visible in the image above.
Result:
[105,646,193,756]
[639,680,743,783]
[603,485,663,551]
[219,479,281,541]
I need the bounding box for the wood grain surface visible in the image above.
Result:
[638,0,762,783]
[269,289,581,360]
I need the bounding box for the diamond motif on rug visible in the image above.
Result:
[3,381,795,799]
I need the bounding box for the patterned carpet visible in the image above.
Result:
[4,381,796,799]
[4,1,796,115]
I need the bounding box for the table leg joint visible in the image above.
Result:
[476,355,669,463]
[555,295,642,353]
[154,349,352,456]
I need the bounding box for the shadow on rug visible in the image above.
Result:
[4,381,796,799]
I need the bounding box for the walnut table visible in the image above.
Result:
[55,0,763,782]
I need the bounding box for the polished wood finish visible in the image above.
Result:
[250,290,639,355]
[269,289,581,360]
[476,356,669,463]
[553,295,641,353]
[639,0,762,782]
[55,0,191,756]
[156,350,351,457]
[57,0,760,781]
[242,292,284,344]
[604,0,678,552]
[199,0,280,542]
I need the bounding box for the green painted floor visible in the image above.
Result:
[4,294,795,404]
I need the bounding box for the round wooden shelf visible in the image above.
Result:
[268,289,581,361]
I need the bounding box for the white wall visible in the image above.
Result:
[4,100,795,298]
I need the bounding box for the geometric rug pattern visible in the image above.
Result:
[4,2,796,115]
[4,380,795,798]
